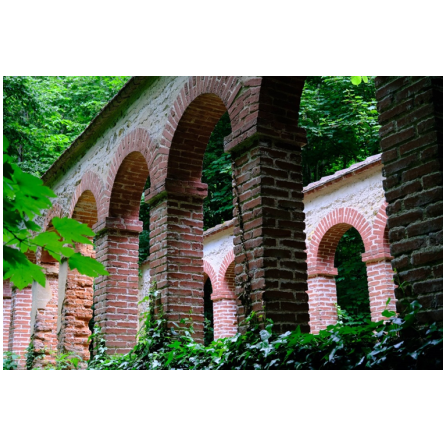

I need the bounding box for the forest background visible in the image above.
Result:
[3,75,380,324]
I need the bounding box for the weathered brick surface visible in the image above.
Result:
[307,275,337,333]
[93,224,141,355]
[8,285,33,369]
[147,188,207,341]
[229,134,309,334]
[376,76,443,323]
[32,264,59,368]
[58,244,95,364]
[3,280,12,353]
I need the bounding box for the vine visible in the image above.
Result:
[231,151,252,318]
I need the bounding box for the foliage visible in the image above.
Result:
[351,76,369,85]
[3,351,19,370]
[199,78,380,229]
[300,76,380,186]
[138,176,151,264]
[25,338,45,370]
[201,112,233,230]
[3,138,109,289]
[3,76,131,176]
[203,278,214,346]
[334,228,371,325]
[88,298,442,370]
[41,352,82,370]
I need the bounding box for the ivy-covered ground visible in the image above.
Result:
[84,289,442,371]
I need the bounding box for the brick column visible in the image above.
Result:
[213,259,237,339]
[212,296,237,339]
[3,280,12,353]
[57,243,95,363]
[147,180,207,342]
[8,285,33,369]
[362,253,397,322]
[93,218,141,355]
[229,134,309,333]
[31,263,59,368]
[376,76,443,323]
[307,268,338,333]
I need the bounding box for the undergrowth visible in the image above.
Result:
[88,288,443,370]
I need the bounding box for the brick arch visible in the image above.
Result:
[42,202,63,232]
[308,208,373,276]
[203,260,218,289]
[256,76,307,142]
[68,171,103,225]
[366,201,391,261]
[103,128,156,220]
[218,250,235,285]
[156,76,262,186]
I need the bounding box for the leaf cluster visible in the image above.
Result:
[3,141,108,289]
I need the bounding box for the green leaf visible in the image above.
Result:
[362,76,369,83]
[3,136,10,151]
[52,217,94,245]
[68,252,109,277]
[382,309,396,318]
[3,247,46,288]
[351,76,362,85]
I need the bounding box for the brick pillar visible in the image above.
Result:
[31,263,59,368]
[376,76,443,323]
[8,285,33,369]
[307,270,338,333]
[213,260,237,339]
[147,180,207,342]
[362,253,397,322]
[212,297,238,339]
[229,134,309,333]
[93,218,141,355]
[57,243,95,363]
[3,280,12,353]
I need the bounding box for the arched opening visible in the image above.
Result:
[202,112,233,231]
[334,227,371,325]
[99,149,149,353]
[155,91,233,342]
[307,209,373,333]
[203,277,213,346]
[58,190,98,364]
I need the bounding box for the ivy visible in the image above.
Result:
[88,295,443,370]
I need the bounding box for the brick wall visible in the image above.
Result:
[3,280,12,353]
[8,285,33,369]
[376,76,443,323]
[230,135,309,333]
[32,264,59,368]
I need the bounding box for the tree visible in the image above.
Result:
[300,76,380,185]
[3,76,130,175]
